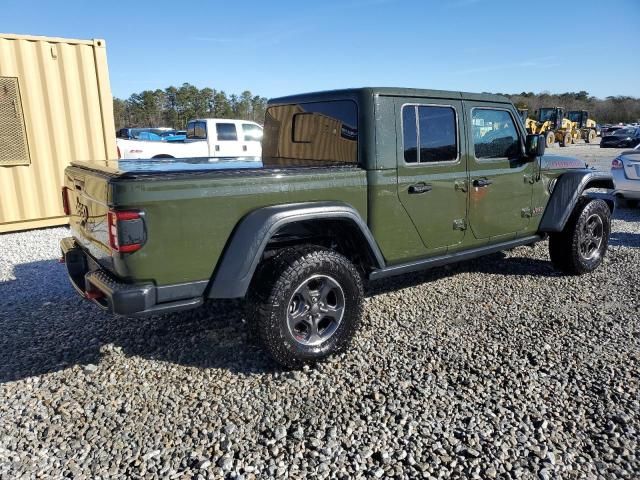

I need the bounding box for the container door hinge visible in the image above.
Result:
[521,207,532,218]
[453,218,467,230]
[523,174,536,184]
[454,179,468,192]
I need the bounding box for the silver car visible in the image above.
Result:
[612,143,640,207]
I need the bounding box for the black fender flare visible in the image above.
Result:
[538,169,615,233]
[207,201,385,299]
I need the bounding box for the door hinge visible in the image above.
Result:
[521,207,532,218]
[453,218,467,230]
[523,174,537,184]
[454,180,468,192]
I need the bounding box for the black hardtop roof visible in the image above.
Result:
[268,87,512,105]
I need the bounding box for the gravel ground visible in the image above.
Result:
[1,208,639,478]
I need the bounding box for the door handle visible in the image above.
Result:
[408,182,433,194]
[473,178,493,188]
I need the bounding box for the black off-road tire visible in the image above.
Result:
[586,129,596,143]
[549,199,611,275]
[248,247,364,368]
[560,132,572,147]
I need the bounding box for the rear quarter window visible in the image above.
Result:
[262,100,358,167]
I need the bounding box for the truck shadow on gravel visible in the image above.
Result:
[1,252,556,382]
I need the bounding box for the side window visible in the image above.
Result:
[402,105,457,163]
[472,109,520,159]
[216,123,238,141]
[242,123,263,141]
[262,100,358,166]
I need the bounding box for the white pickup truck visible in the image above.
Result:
[116,118,263,159]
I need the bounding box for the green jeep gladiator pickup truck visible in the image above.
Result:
[61,87,614,367]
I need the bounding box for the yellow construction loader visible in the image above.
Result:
[567,110,598,143]
[536,107,578,147]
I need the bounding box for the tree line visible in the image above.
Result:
[112,83,268,130]
[113,86,640,130]
[504,91,640,124]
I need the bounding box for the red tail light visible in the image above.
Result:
[611,158,623,169]
[107,210,145,253]
[61,187,71,215]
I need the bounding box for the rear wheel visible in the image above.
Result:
[545,131,555,147]
[248,247,363,368]
[560,132,572,147]
[549,199,611,274]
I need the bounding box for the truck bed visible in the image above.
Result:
[63,158,368,291]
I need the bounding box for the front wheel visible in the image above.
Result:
[248,247,364,368]
[549,199,611,274]
[545,131,555,147]
[586,129,596,143]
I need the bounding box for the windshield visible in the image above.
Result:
[538,109,557,122]
[567,112,582,122]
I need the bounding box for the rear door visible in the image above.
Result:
[396,98,468,253]
[213,121,243,157]
[465,103,534,239]
[240,123,263,157]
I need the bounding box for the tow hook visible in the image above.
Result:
[86,289,104,300]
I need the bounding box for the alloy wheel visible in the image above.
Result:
[579,213,604,260]
[287,274,345,346]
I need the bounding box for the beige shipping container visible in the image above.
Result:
[0,33,116,233]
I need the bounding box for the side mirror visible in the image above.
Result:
[526,134,545,158]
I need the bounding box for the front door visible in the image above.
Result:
[396,99,468,253]
[466,104,534,239]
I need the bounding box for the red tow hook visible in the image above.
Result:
[86,289,105,300]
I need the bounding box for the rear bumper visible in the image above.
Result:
[60,237,203,316]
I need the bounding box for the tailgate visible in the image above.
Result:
[63,166,114,270]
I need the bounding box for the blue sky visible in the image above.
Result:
[2,0,638,100]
